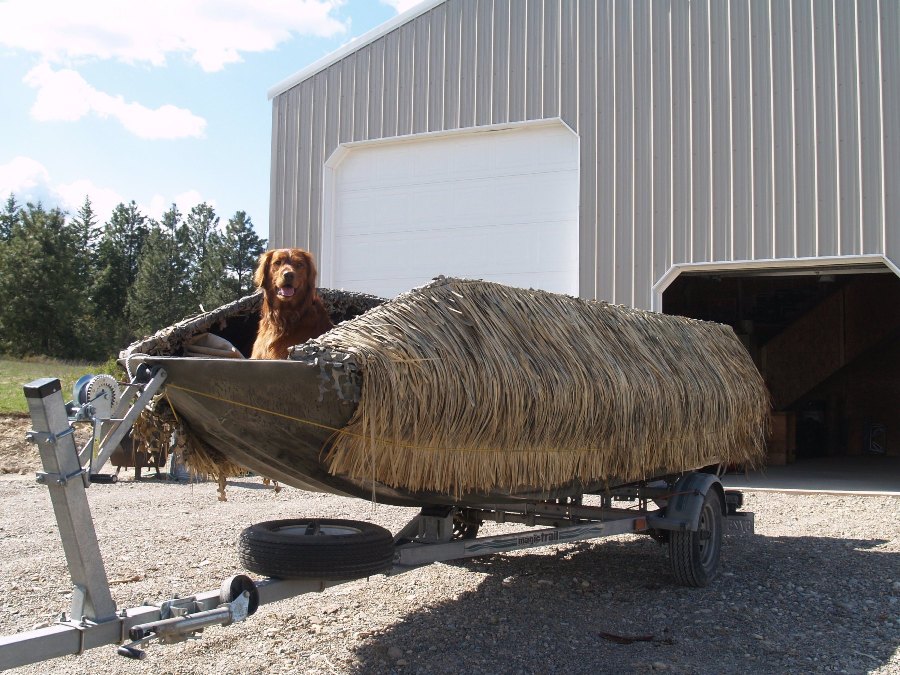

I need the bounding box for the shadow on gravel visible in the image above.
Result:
[351,534,899,675]
[85,477,279,491]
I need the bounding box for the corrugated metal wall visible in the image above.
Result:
[270,0,899,309]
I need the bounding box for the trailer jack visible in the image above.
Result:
[116,575,260,660]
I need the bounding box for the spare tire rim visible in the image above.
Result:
[278,523,364,537]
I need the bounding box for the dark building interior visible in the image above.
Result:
[663,266,900,466]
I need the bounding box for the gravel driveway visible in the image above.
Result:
[0,468,897,675]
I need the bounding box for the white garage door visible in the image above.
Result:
[321,121,580,298]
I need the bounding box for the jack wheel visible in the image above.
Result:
[219,574,259,617]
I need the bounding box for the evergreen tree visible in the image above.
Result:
[0,194,268,359]
[92,201,149,352]
[222,210,266,297]
[72,196,101,298]
[110,200,148,286]
[71,196,101,268]
[184,202,227,311]
[0,194,20,241]
[67,196,103,352]
[127,205,192,336]
[0,203,85,357]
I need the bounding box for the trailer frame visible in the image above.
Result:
[0,370,753,670]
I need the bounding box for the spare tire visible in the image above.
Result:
[238,518,394,580]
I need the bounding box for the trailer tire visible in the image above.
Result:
[453,509,481,540]
[238,518,394,580]
[668,488,723,587]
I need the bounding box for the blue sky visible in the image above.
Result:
[0,0,423,241]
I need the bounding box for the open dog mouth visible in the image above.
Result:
[277,286,296,298]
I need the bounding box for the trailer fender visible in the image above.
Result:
[648,473,725,532]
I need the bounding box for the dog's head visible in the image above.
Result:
[254,248,318,305]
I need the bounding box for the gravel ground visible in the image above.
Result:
[0,416,898,675]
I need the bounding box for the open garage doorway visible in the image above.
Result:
[661,263,900,485]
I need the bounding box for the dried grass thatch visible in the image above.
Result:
[178,427,247,501]
[131,394,245,499]
[297,277,770,496]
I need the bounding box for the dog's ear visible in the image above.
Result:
[254,250,274,290]
[303,250,318,289]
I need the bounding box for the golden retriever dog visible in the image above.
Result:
[250,248,334,359]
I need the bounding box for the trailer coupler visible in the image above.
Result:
[116,575,260,659]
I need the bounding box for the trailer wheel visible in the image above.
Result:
[238,518,394,580]
[219,574,259,617]
[668,489,723,587]
[452,510,481,540]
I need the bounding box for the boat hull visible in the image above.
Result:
[132,356,672,506]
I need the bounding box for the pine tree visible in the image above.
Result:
[72,196,101,299]
[185,202,227,312]
[111,200,148,287]
[222,210,266,297]
[0,194,270,359]
[127,205,193,336]
[0,194,16,347]
[92,201,149,352]
[0,194,20,241]
[71,196,101,270]
[0,203,85,357]
[67,196,104,352]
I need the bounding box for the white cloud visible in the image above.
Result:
[55,179,126,222]
[0,156,215,225]
[380,0,425,14]
[0,157,124,220]
[24,64,206,140]
[176,191,213,212]
[0,0,348,72]
[0,157,50,196]
[147,195,171,221]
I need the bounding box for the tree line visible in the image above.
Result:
[0,194,266,362]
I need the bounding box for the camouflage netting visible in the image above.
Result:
[120,288,385,361]
[294,277,771,496]
[121,287,385,495]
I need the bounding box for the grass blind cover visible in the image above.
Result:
[299,277,770,496]
[120,288,384,360]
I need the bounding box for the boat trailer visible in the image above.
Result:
[0,369,753,670]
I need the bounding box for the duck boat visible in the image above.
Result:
[123,277,770,508]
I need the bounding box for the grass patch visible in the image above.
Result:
[0,357,120,415]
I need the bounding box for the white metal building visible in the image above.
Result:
[268,0,899,461]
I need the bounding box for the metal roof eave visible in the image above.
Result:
[267,0,446,100]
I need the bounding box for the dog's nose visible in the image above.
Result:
[282,270,295,283]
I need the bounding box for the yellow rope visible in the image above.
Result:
[164,390,182,426]
[167,383,342,434]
